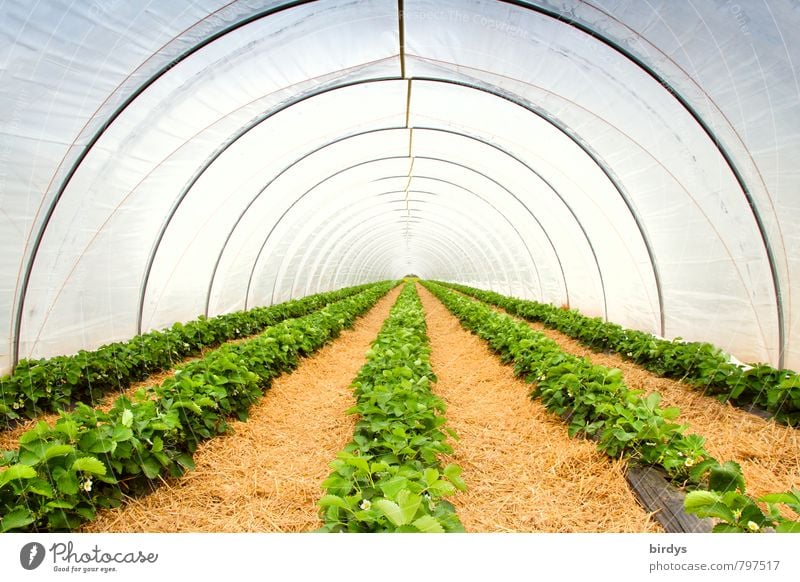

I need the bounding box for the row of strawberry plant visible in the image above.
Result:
[423,281,799,533]
[439,282,799,426]
[318,283,466,533]
[0,283,380,427]
[0,282,395,532]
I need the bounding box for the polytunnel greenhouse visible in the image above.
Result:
[0,0,798,537]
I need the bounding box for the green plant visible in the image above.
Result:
[685,459,800,533]
[319,283,465,533]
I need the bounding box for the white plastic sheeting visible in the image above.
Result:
[0,0,798,374]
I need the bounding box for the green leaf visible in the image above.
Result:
[318,495,351,512]
[172,401,203,415]
[153,451,171,467]
[661,406,681,420]
[75,506,96,521]
[44,444,75,460]
[0,508,35,532]
[71,456,107,476]
[740,503,768,527]
[19,422,51,444]
[412,515,445,533]
[121,408,133,428]
[374,499,407,527]
[151,436,164,453]
[708,461,745,493]
[684,490,736,522]
[423,468,439,486]
[27,479,54,498]
[141,456,162,479]
[644,392,662,410]
[176,454,195,471]
[712,523,743,533]
[443,463,467,492]
[428,480,456,497]
[56,472,79,495]
[346,456,371,474]
[0,463,37,488]
[112,425,133,442]
[55,419,79,442]
[87,437,114,454]
[397,490,422,524]
[379,476,408,498]
[689,458,720,483]
[775,521,800,533]
[613,429,636,442]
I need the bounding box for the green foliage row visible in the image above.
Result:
[1,283,380,427]
[423,281,799,533]
[318,283,466,532]
[0,282,395,532]
[439,282,799,426]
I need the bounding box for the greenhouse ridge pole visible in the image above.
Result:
[167,77,659,337]
[245,157,406,310]
[413,156,569,306]
[339,196,511,294]
[398,0,406,79]
[306,193,507,295]
[337,224,476,289]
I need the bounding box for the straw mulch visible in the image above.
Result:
[83,286,403,533]
[520,320,799,507]
[416,285,662,532]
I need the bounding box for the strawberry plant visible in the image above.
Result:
[685,461,800,533]
[319,283,465,533]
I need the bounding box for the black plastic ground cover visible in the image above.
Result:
[625,464,713,533]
